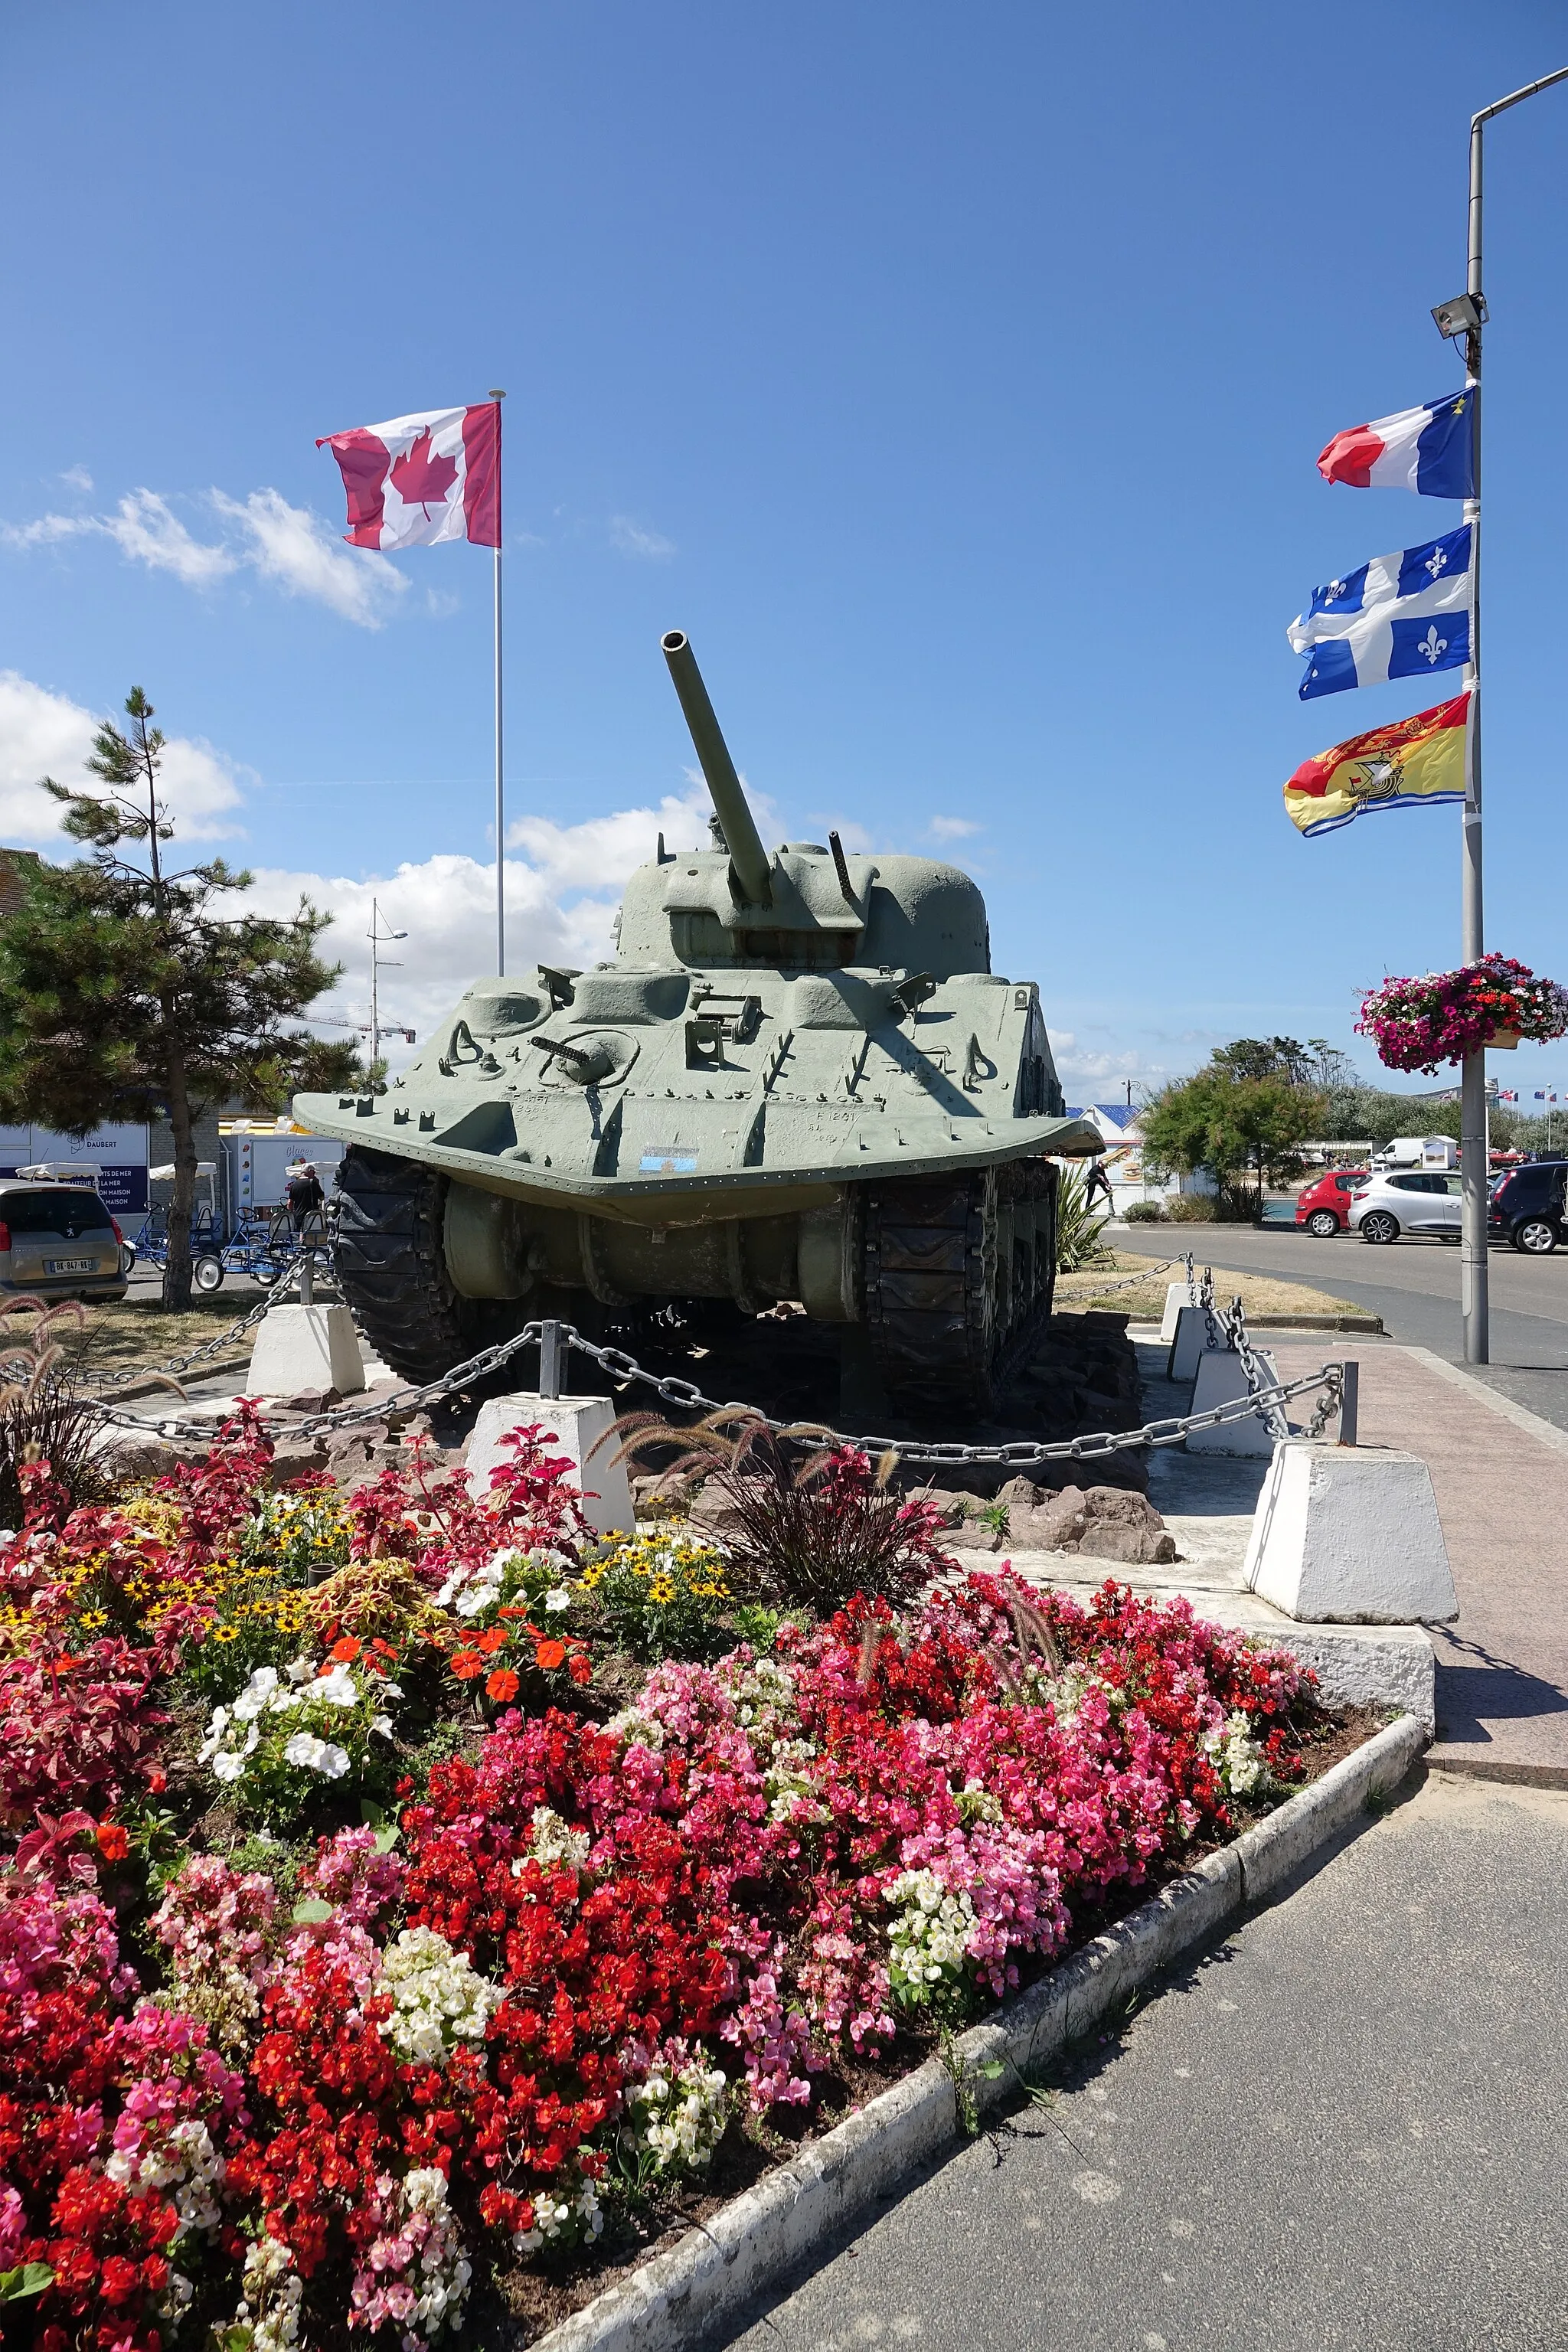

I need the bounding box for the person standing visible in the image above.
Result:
[284,1161,325,1233]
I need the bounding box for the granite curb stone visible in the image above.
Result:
[532,1711,1429,2352]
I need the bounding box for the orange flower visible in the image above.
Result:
[567,1653,593,1687]
[485,1667,520,1703]
[95,1822,129,1863]
[475,1627,508,1655]
[450,1651,485,1681]
[534,1638,568,1671]
[329,1636,362,1664]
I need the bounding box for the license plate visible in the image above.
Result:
[44,1258,98,1275]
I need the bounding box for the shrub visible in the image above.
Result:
[1054,1165,1113,1272]
[1122,1199,1169,1224]
[1165,1195,1218,1223]
[616,1411,952,1616]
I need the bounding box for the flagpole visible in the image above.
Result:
[489,387,506,977]
[1452,70,1568,1365]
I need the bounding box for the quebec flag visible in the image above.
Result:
[1287,524,1472,699]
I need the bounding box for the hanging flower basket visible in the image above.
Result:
[1357,953,1568,1076]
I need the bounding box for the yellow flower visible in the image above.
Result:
[212,1626,239,1644]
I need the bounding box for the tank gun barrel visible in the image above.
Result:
[661,631,773,906]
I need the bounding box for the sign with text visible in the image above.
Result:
[0,1124,150,1215]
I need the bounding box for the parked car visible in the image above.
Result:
[0,1180,129,1302]
[1488,1159,1568,1255]
[1295,1168,1368,1236]
[1347,1169,1463,1245]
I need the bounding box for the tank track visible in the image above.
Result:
[333,1145,531,1386]
[864,1160,1057,1416]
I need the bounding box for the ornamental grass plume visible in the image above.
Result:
[0,1296,109,1529]
[612,1408,952,1615]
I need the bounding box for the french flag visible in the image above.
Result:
[1317,390,1475,498]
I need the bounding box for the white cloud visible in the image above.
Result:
[3,485,405,629]
[106,490,237,585]
[2,490,237,586]
[508,786,711,893]
[928,814,982,841]
[59,465,93,492]
[0,671,246,842]
[238,851,625,1070]
[609,514,675,560]
[212,489,407,629]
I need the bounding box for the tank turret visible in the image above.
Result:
[297,634,1102,1413]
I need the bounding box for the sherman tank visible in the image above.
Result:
[295,633,1102,1413]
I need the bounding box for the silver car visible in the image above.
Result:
[0,1181,129,1301]
[1348,1168,1463,1245]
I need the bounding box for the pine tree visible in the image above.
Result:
[0,688,361,1308]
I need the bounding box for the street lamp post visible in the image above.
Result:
[1435,67,1568,1365]
[368,897,408,1076]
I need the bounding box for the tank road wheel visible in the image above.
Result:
[332,1145,532,1386]
[864,1161,1058,1418]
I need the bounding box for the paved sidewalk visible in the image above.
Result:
[1270,1338,1568,1782]
[719,1772,1568,2352]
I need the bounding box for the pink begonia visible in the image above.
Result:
[720,1960,814,2109]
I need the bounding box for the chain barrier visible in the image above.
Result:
[1217,1292,1292,1442]
[1064,1254,1176,1298]
[77,1257,306,1392]
[81,1286,1349,1465]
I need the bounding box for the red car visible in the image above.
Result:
[1295,1168,1369,1236]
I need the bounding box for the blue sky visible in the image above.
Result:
[2,2,1566,1099]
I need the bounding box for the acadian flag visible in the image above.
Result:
[1283,690,1470,839]
[1317,390,1475,498]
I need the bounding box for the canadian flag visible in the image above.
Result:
[316,403,500,550]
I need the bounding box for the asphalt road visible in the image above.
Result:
[719,1772,1568,2352]
[1112,1223,1568,1432]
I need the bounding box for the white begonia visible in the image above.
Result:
[626,2050,730,2174]
[282,1732,350,1778]
[603,1704,665,1752]
[1206,1710,1270,1798]
[379,1926,501,2066]
[764,1737,824,1824]
[234,2233,302,2352]
[158,2268,195,2330]
[106,2118,225,2239]
[886,1868,978,1987]
[528,1805,591,1870]
[544,1586,572,1612]
[511,2180,603,2255]
[390,2167,473,2333]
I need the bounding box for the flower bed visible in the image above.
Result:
[1357,952,1568,1074]
[0,1407,1339,2348]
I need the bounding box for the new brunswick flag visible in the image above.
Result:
[1282,690,1470,839]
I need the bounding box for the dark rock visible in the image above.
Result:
[633,1470,699,1517]
[687,1479,748,1535]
